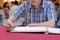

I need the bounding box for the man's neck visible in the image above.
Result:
[34,1,42,10]
[34,6,39,10]
[35,3,42,10]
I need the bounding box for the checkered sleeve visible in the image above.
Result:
[12,3,25,19]
[47,2,57,21]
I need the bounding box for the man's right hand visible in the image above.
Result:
[5,19,14,32]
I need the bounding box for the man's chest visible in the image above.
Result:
[26,7,47,23]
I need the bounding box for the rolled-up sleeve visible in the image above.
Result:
[12,3,25,19]
[47,2,57,21]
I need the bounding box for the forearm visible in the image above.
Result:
[27,20,55,27]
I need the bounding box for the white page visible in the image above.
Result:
[11,27,47,32]
[48,28,60,34]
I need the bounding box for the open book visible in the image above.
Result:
[11,26,60,34]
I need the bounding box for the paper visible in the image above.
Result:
[48,28,60,34]
[11,27,60,34]
[11,27,47,32]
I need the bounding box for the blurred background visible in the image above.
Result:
[0,0,27,8]
[0,0,60,8]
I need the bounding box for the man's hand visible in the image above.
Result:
[5,19,14,31]
[4,16,16,32]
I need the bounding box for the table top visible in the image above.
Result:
[0,26,60,40]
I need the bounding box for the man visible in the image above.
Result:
[5,0,56,31]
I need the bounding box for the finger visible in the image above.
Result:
[6,22,13,28]
[4,23,10,27]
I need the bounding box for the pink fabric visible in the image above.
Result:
[0,27,60,40]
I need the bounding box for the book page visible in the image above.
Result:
[11,27,47,32]
[48,28,60,34]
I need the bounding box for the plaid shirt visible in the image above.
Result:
[12,1,56,24]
